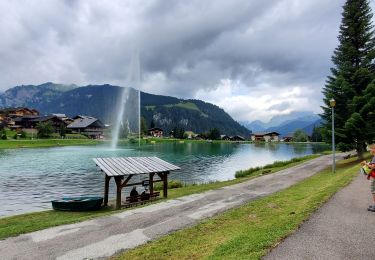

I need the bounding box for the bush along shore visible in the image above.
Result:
[0,154,321,240]
[235,155,318,178]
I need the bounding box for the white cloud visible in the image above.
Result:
[195,79,322,122]
[0,0,368,121]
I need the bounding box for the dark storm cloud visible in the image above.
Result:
[0,0,368,121]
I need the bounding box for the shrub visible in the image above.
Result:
[235,166,261,178]
[235,155,315,178]
[19,131,27,138]
[36,122,54,138]
[154,180,184,191]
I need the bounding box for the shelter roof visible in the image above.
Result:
[94,156,180,176]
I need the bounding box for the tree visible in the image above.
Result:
[208,128,221,140]
[293,129,309,142]
[150,120,155,129]
[140,117,148,136]
[321,0,375,158]
[311,126,323,142]
[36,122,54,138]
[60,124,66,138]
[172,126,185,139]
[0,129,6,140]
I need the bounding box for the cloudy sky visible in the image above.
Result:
[1,0,373,122]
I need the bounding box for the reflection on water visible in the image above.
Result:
[0,142,328,216]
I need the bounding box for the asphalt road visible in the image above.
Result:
[0,154,344,260]
[264,173,375,260]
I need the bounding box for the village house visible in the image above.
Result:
[251,132,280,142]
[0,107,40,129]
[148,127,164,138]
[282,134,294,142]
[220,135,231,140]
[30,115,68,133]
[230,135,246,141]
[194,134,205,140]
[7,107,39,117]
[67,115,105,139]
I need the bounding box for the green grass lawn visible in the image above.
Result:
[0,139,101,149]
[113,156,361,260]
[0,154,320,240]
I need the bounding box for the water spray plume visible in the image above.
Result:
[111,51,141,148]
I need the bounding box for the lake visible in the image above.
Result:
[0,142,329,217]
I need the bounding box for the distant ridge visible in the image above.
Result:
[242,111,321,136]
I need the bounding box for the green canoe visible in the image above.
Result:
[52,196,103,211]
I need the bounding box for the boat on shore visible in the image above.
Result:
[51,196,103,211]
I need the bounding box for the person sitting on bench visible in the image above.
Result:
[129,186,139,202]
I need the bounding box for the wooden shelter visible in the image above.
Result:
[93,156,180,209]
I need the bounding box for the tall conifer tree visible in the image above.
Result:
[322,0,375,157]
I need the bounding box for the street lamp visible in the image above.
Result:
[330,98,336,173]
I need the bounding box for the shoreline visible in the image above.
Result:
[0,153,322,239]
[0,137,328,150]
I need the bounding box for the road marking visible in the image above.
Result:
[29,220,99,242]
[56,229,150,260]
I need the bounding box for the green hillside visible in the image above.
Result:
[0,83,250,137]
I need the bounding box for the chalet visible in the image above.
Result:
[52,113,74,125]
[282,134,293,142]
[7,107,39,117]
[230,135,245,141]
[185,131,195,139]
[67,116,104,139]
[148,127,164,138]
[194,134,206,140]
[251,132,280,142]
[13,115,40,128]
[30,115,68,133]
[0,107,40,130]
[220,135,231,140]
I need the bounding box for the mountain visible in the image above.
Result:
[302,119,324,135]
[242,112,321,136]
[0,82,76,108]
[0,83,250,137]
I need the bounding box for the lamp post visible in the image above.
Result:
[330,98,336,173]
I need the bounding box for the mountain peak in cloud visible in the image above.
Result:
[242,111,320,133]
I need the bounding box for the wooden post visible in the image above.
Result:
[104,175,111,206]
[163,172,168,198]
[149,172,154,195]
[114,176,123,210]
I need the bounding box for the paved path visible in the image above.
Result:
[0,154,345,260]
[264,173,375,260]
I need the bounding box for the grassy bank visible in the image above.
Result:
[235,155,317,178]
[0,139,101,149]
[114,156,361,260]
[0,154,319,240]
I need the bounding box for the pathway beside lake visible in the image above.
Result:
[0,154,346,260]
[264,173,375,260]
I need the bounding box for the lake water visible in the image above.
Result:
[0,142,329,217]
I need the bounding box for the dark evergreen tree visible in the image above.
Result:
[321,0,375,157]
[208,128,221,140]
[140,117,148,136]
[150,119,155,129]
[311,126,323,142]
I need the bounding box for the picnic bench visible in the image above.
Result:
[124,191,161,207]
[93,157,180,209]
